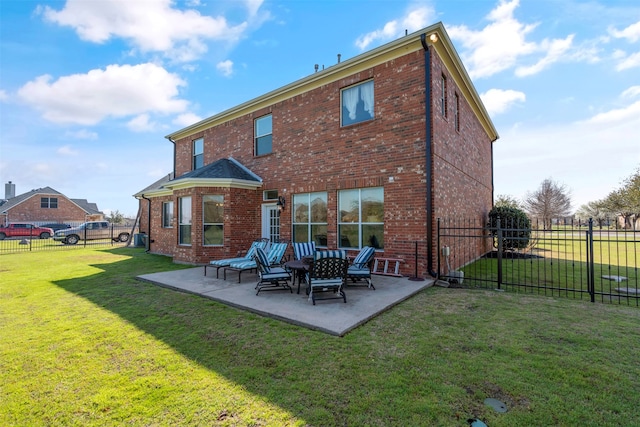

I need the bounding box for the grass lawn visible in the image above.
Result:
[1,248,639,426]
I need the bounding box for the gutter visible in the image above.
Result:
[141,193,152,253]
[421,33,438,278]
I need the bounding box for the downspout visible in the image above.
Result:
[141,193,152,253]
[167,137,177,178]
[421,33,437,278]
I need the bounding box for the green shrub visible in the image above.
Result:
[487,205,531,250]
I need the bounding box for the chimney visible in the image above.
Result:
[5,181,15,199]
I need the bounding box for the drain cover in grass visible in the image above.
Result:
[602,275,627,282]
[467,418,488,426]
[484,397,507,412]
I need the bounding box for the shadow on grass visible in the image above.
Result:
[51,247,370,424]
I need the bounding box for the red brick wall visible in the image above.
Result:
[149,47,495,276]
[430,50,494,271]
[1,194,90,225]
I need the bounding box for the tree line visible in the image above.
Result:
[495,167,640,229]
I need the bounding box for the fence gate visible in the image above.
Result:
[437,217,639,306]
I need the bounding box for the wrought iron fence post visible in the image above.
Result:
[587,218,595,302]
[497,217,503,290]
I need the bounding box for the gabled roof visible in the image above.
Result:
[70,199,102,215]
[134,158,262,198]
[0,187,62,213]
[166,21,498,143]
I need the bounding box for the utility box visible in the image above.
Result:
[134,233,146,247]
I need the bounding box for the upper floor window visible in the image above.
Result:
[203,195,224,246]
[255,114,272,156]
[193,138,204,170]
[454,93,460,132]
[41,197,58,209]
[338,187,384,249]
[341,80,374,126]
[293,192,327,247]
[440,75,447,117]
[162,201,174,228]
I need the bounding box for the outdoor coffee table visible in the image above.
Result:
[284,259,310,294]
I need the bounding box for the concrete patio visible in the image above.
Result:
[137,267,434,336]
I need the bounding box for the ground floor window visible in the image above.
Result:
[162,201,174,228]
[293,192,327,246]
[179,196,192,245]
[338,187,384,249]
[203,195,223,246]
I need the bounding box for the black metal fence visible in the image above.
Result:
[437,217,639,306]
[0,225,141,254]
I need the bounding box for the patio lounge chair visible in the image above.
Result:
[293,241,316,260]
[347,246,376,289]
[205,238,269,278]
[224,241,289,283]
[253,247,292,295]
[306,250,348,305]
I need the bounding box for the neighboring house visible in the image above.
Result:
[135,22,499,278]
[0,186,104,226]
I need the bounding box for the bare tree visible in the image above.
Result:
[523,178,572,229]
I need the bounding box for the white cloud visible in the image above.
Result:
[127,114,158,132]
[0,89,7,101]
[17,63,188,125]
[621,86,640,99]
[609,20,640,42]
[581,100,640,125]
[615,50,640,71]
[216,60,234,77]
[480,88,525,116]
[63,129,98,140]
[515,35,574,77]
[173,113,203,127]
[39,0,259,62]
[448,0,581,79]
[355,5,434,50]
[57,145,80,156]
[494,100,640,210]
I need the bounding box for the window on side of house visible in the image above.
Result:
[454,93,460,132]
[440,74,447,117]
[341,80,374,127]
[292,192,328,247]
[41,197,58,208]
[178,196,192,245]
[193,138,204,170]
[255,114,272,156]
[162,201,174,228]
[203,195,224,246]
[338,187,384,249]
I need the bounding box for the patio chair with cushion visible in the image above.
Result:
[306,250,348,305]
[293,241,316,260]
[205,238,269,278]
[253,247,292,295]
[347,246,376,289]
[224,241,289,283]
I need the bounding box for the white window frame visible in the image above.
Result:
[340,80,374,127]
[178,196,192,245]
[162,201,174,228]
[203,195,224,246]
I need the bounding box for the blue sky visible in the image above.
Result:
[1,0,639,217]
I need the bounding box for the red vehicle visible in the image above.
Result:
[0,223,54,240]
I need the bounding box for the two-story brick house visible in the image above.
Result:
[135,22,498,278]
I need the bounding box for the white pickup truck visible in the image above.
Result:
[53,221,130,245]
